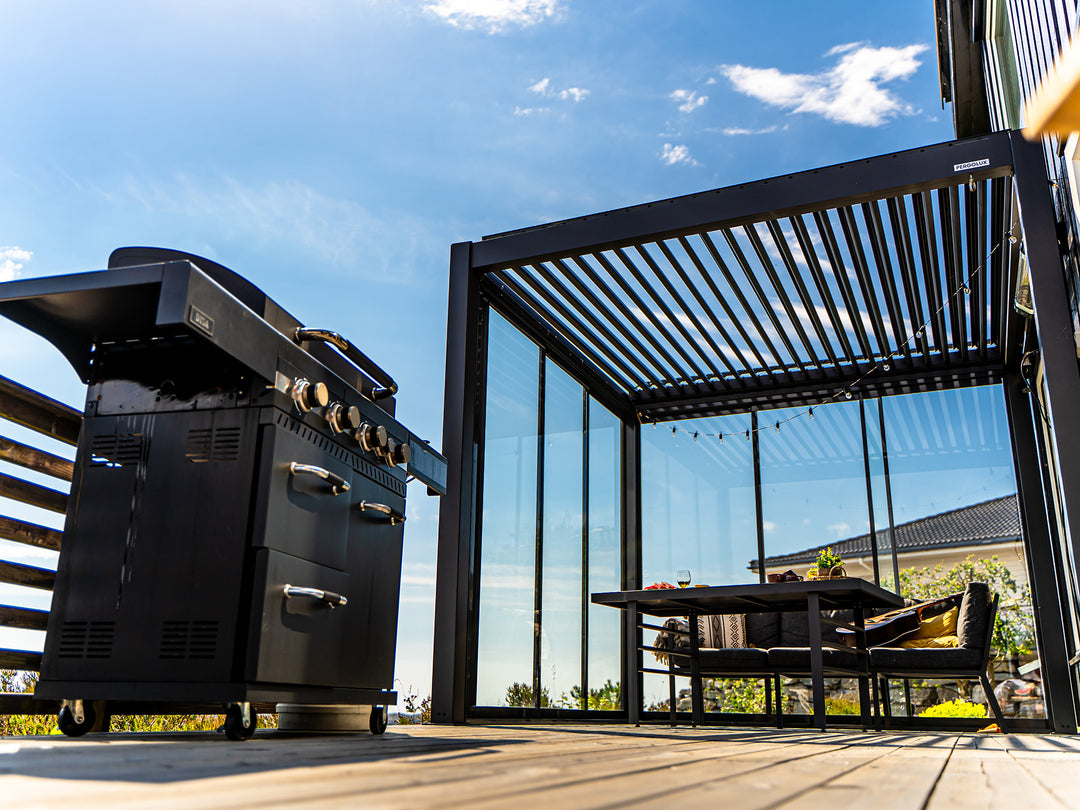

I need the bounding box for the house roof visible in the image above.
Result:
[757,494,1021,568]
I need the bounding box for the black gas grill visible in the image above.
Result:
[0,247,446,739]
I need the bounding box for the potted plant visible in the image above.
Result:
[809,546,846,579]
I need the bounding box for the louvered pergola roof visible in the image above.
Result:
[468,131,1028,421]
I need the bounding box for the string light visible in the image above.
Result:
[745,430,750,441]
[692,431,698,441]
[775,421,780,433]
[718,433,723,444]
[808,407,814,420]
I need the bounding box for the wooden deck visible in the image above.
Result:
[2,724,1079,809]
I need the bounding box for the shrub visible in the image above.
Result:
[919,699,987,719]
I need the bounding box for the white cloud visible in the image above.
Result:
[513,105,549,116]
[670,89,707,113]
[762,520,777,532]
[722,125,779,136]
[528,77,590,102]
[661,143,697,166]
[720,42,928,126]
[0,247,31,281]
[423,0,562,32]
[827,522,852,538]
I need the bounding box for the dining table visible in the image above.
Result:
[592,578,905,730]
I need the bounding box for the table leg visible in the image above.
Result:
[854,605,871,730]
[626,602,641,726]
[689,610,704,726]
[807,592,825,731]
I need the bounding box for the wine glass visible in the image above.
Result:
[676,569,691,588]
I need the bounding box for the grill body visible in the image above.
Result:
[0,248,445,709]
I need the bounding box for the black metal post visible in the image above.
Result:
[432,242,483,724]
[532,355,546,709]
[860,398,881,585]
[1003,371,1079,733]
[752,411,765,583]
[1011,131,1080,622]
[621,418,641,721]
[877,397,901,592]
[580,389,590,711]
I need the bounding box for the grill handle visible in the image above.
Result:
[357,500,406,525]
[294,327,398,400]
[282,585,348,608]
[289,462,350,495]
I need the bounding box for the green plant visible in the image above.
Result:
[815,546,843,571]
[397,686,432,724]
[825,696,859,715]
[505,682,550,708]
[919,699,987,719]
[560,679,621,711]
[707,678,772,713]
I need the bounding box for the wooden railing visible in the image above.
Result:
[0,373,79,714]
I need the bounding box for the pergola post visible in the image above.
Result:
[432,241,483,724]
[1010,132,1080,634]
[1003,371,1079,733]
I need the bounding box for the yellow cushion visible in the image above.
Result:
[898,634,959,649]
[899,605,959,644]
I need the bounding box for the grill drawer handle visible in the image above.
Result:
[294,327,398,400]
[289,462,350,495]
[358,500,406,525]
[283,585,348,608]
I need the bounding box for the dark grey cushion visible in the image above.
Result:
[745,612,781,647]
[957,581,991,649]
[674,646,770,674]
[869,645,981,672]
[780,612,811,646]
[767,646,865,672]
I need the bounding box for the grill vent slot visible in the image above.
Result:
[159,620,219,660]
[185,427,241,462]
[57,621,116,659]
[90,434,144,467]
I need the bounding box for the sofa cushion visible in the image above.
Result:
[869,645,981,672]
[767,645,865,672]
[780,611,811,646]
[745,612,781,648]
[700,614,747,648]
[676,646,770,674]
[957,582,991,649]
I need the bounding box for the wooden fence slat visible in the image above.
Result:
[0,471,67,514]
[0,515,62,551]
[0,374,81,446]
[0,435,74,482]
[0,559,55,590]
[0,604,49,631]
[0,648,42,670]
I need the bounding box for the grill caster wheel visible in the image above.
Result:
[223,703,256,741]
[369,706,387,735]
[57,702,96,738]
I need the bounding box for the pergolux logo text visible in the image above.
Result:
[953,159,990,172]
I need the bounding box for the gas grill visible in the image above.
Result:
[0,247,446,739]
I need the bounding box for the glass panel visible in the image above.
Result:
[640,414,756,710]
[881,386,1039,719]
[866,399,898,589]
[587,397,622,711]
[540,361,584,709]
[759,400,870,575]
[474,311,540,708]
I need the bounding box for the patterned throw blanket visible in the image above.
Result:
[652,614,749,663]
[652,618,690,665]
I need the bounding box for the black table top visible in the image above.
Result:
[591,578,905,617]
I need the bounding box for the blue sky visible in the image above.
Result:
[0,0,957,702]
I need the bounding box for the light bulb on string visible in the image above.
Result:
[718,433,723,444]
[845,389,853,400]
[882,361,890,371]
[693,431,698,442]
[808,407,814,420]
[745,429,750,441]
[963,283,971,294]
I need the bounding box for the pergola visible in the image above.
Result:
[433,130,1080,732]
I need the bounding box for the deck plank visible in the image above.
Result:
[1,725,1079,809]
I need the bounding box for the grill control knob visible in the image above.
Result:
[355,422,388,454]
[327,402,361,434]
[292,379,329,412]
[387,441,411,467]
